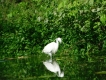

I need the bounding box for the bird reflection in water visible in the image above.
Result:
[43,59,64,77]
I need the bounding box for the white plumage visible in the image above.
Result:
[42,38,62,60]
[43,60,64,77]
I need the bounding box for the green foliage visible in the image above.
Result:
[0,0,106,79]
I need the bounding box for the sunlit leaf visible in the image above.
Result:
[89,0,94,6]
[100,14,106,25]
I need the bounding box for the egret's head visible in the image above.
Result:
[56,38,62,43]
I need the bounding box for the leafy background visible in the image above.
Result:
[0,0,106,80]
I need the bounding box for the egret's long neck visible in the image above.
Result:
[56,40,59,45]
[57,70,61,77]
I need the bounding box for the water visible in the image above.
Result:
[0,55,106,80]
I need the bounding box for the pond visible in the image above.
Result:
[0,55,106,80]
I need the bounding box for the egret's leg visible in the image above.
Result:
[49,53,52,62]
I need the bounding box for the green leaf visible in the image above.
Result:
[100,14,106,25]
[7,13,12,18]
[89,0,94,6]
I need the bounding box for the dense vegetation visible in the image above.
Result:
[0,0,106,79]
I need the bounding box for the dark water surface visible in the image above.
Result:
[0,55,106,80]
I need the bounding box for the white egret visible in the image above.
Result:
[43,60,64,77]
[42,38,62,61]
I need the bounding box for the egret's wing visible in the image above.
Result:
[42,42,55,53]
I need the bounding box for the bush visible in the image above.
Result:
[0,0,106,60]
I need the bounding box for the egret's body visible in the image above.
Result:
[43,60,64,77]
[42,38,62,60]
